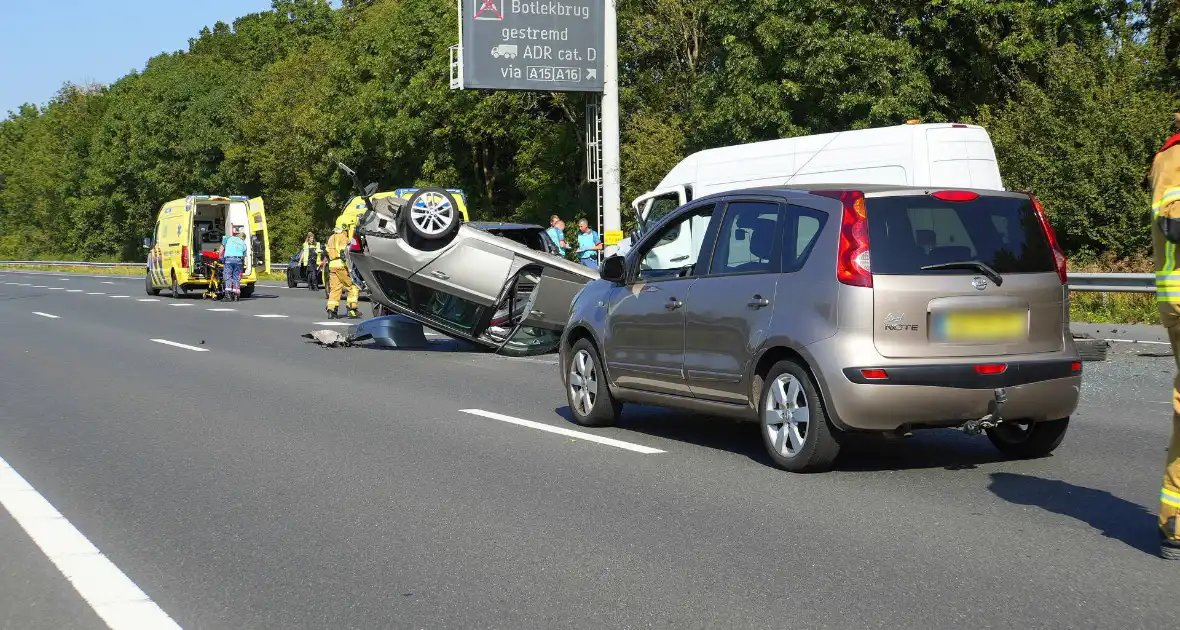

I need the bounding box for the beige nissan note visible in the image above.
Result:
[559,185,1082,472]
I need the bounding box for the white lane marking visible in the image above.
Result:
[109,296,131,299]
[168,304,193,307]
[460,409,666,455]
[101,282,116,285]
[253,314,289,319]
[17,283,32,286]
[313,321,352,327]
[1102,338,1170,346]
[32,312,60,319]
[31,285,48,288]
[86,292,106,295]
[207,308,236,312]
[4,282,16,285]
[66,289,83,293]
[0,454,183,630]
[137,299,160,303]
[151,339,209,353]
[48,287,66,291]
[58,278,69,281]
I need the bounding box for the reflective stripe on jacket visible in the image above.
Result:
[1152,137,1180,303]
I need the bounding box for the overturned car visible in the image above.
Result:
[346,186,598,356]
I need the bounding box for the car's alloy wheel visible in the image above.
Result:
[569,349,597,416]
[565,339,620,427]
[764,373,809,459]
[410,191,456,237]
[759,360,841,473]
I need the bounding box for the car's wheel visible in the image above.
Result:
[986,418,1069,459]
[170,271,183,299]
[403,188,462,242]
[240,284,255,299]
[566,339,620,427]
[760,360,841,473]
[145,271,160,296]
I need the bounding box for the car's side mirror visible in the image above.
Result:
[600,255,626,283]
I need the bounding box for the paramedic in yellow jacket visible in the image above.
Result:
[1152,113,1180,559]
[325,227,360,319]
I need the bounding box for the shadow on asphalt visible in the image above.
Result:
[553,405,1012,471]
[987,473,1158,555]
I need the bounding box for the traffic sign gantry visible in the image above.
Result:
[456,0,606,92]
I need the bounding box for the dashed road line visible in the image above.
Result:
[207,308,236,312]
[151,339,209,352]
[168,304,193,307]
[66,289,83,293]
[137,299,160,303]
[31,312,60,319]
[254,314,289,319]
[101,282,116,285]
[31,285,48,288]
[110,296,131,299]
[48,287,65,291]
[0,454,182,630]
[460,409,666,455]
[85,292,106,295]
[313,321,352,327]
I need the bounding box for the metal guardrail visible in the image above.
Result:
[1067,273,1153,293]
[0,262,1154,291]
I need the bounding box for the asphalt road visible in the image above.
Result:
[2,269,1179,629]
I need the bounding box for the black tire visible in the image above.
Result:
[402,187,462,242]
[759,360,842,473]
[240,284,255,299]
[170,271,183,299]
[564,338,621,427]
[986,418,1069,459]
[287,268,297,288]
[145,271,160,296]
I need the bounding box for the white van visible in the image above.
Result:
[619,122,1005,262]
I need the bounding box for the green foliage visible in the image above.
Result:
[0,0,1176,262]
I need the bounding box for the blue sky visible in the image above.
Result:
[1,0,277,116]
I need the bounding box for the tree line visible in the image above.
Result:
[0,0,1176,263]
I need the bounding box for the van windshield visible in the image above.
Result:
[865,195,1055,275]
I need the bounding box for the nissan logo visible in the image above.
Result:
[972,276,988,291]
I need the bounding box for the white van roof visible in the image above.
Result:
[656,122,1003,195]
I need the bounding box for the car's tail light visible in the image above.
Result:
[814,190,871,288]
[1028,194,1067,285]
[181,246,189,268]
[861,369,888,380]
[974,364,1008,375]
[1071,361,1082,373]
[349,237,362,253]
[930,190,979,202]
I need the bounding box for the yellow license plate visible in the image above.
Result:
[937,311,1027,343]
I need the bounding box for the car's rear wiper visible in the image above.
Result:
[920,260,1004,287]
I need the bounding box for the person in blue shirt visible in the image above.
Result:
[546,215,568,256]
[218,225,249,301]
[575,219,602,269]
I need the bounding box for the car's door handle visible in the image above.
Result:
[665,299,683,311]
[747,296,771,309]
[431,270,449,280]
[670,255,690,262]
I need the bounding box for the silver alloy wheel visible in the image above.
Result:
[764,373,810,458]
[410,192,455,236]
[569,348,597,416]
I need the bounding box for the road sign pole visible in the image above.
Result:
[601,0,621,257]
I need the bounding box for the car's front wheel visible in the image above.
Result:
[403,187,462,243]
[986,418,1069,459]
[566,339,620,427]
[760,360,842,473]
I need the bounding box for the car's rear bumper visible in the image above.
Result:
[806,335,1083,432]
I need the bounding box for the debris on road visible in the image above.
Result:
[302,330,351,348]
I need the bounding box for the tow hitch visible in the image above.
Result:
[962,388,1008,435]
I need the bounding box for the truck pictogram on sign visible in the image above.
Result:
[474,0,503,20]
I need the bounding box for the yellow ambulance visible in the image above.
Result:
[145,195,270,298]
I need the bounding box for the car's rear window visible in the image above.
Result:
[865,195,1055,275]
